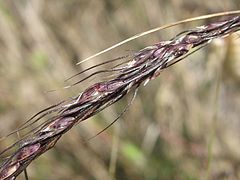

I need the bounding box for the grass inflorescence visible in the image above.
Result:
[0,13,240,179]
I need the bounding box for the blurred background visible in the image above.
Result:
[0,0,240,179]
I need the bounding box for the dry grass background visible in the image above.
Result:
[0,0,240,179]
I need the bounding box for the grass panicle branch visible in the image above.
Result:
[0,15,240,179]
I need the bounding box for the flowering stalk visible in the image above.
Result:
[0,15,240,179]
